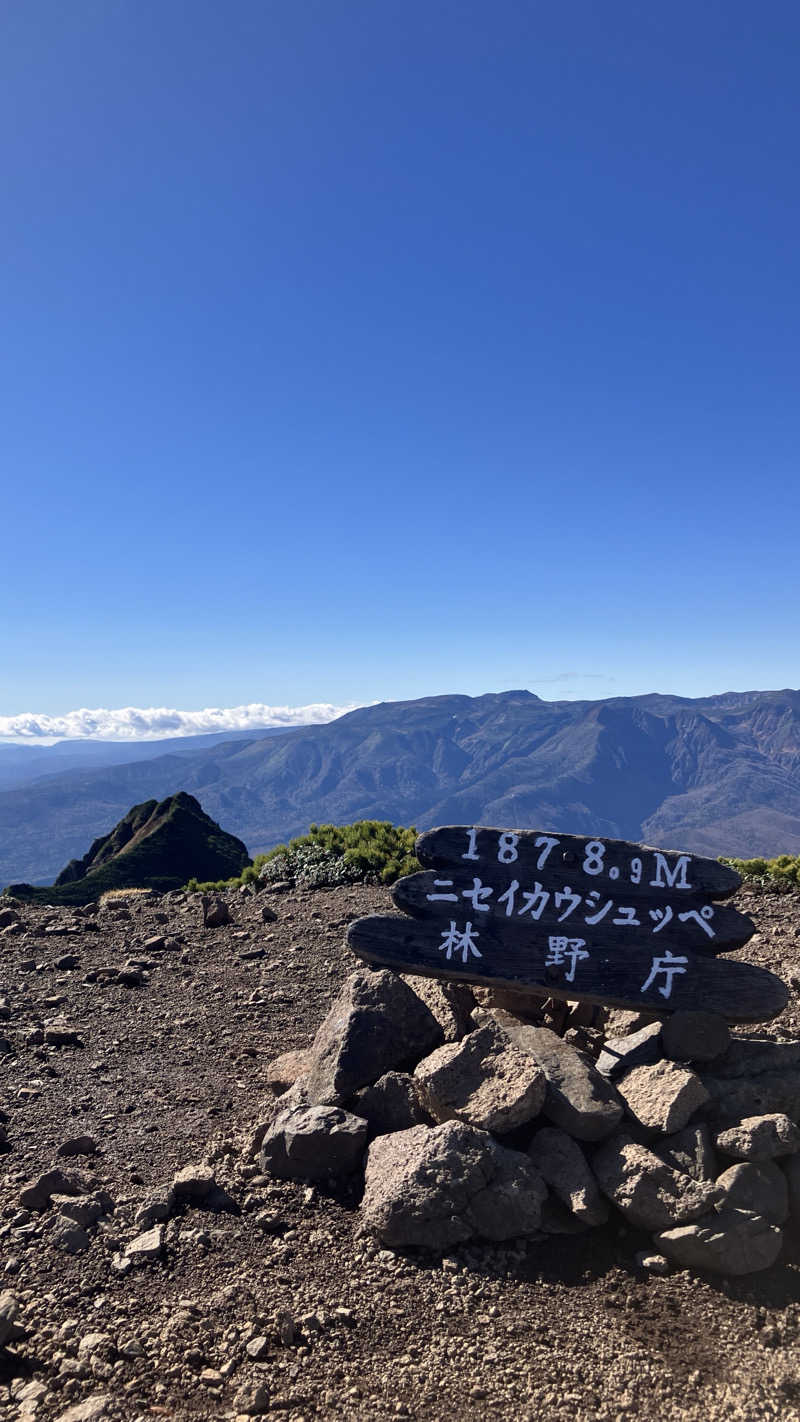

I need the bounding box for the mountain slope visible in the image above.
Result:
[2,688,800,887]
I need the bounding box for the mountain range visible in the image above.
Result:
[0,726,290,792]
[2,688,800,887]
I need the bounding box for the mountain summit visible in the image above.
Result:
[7,792,250,904]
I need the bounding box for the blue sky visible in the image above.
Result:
[2,1,799,731]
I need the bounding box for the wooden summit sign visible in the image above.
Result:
[347,826,789,1024]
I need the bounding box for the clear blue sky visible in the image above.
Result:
[3,1,799,724]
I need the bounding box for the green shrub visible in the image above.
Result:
[722,853,800,892]
[186,820,420,893]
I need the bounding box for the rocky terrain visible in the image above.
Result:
[0,880,799,1422]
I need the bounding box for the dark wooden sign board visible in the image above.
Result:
[347,826,789,1024]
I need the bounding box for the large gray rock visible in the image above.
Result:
[714,1162,789,1226]
[654,1122,717,1183]
[360,1121,547,1249]
[592,1134,718,1231]
[485,1011,623,1142]
[528,1127,608,1226]
[401,976,475,1042]
[260,1105,368,1181]
[616,1060,710,1136]
[306,971,442,1104]
[656,1208,783,1275]
[699,1040,800,1126]
[715,1114,800,1162]
[596,1022,663,1080]
[353,1072,432,1136]
[468,1144,548,1243]
[414,1023,546,1133]
[661,1011,731,1063]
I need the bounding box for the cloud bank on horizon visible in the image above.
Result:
[0,702,361,742]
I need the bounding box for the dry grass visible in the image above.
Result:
[98,886,155,906]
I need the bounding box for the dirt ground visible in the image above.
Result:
[1,880,798,1422]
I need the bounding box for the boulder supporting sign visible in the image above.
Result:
[347,826,789,1024]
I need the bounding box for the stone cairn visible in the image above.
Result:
[254,970,800,1276]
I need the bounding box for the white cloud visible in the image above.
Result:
[0,702,360,742]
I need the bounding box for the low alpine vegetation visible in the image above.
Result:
[724,853,800,892]
[186,820,420,893]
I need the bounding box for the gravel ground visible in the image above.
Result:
[0,881,798,1422]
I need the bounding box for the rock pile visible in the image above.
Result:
[14,1157,236,1276]
[256,969,800,1276]
[16,1166,115,1256]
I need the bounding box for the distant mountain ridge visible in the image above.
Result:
[1,688,800,887]
[0,726,296,792]
[8,792,250,904]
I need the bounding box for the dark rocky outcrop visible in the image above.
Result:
[7,792,249,905]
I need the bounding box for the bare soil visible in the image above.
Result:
[1,881,799,1422]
